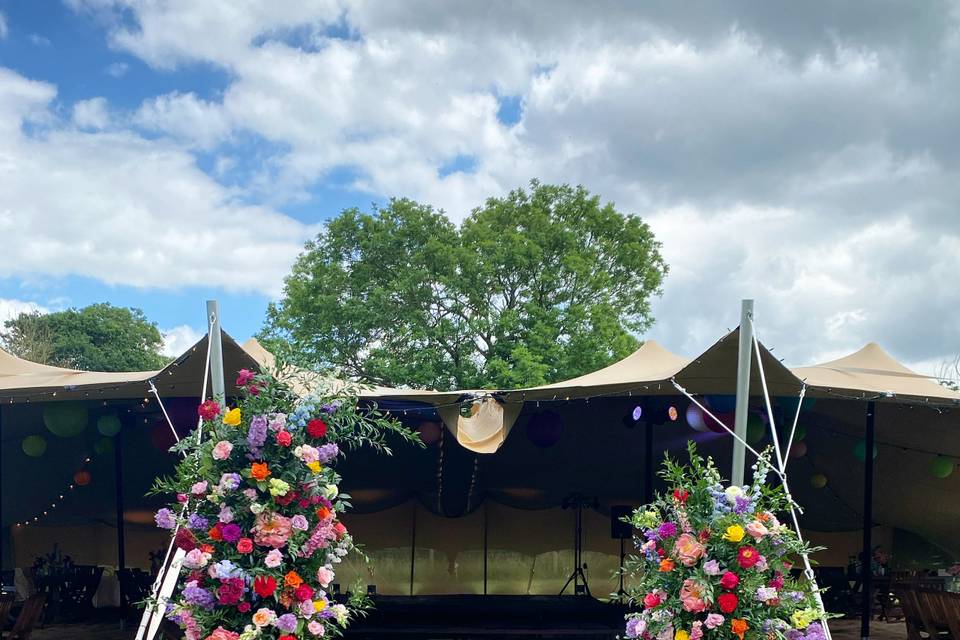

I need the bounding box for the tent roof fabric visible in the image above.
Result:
[792,342,960,403]
[0,332,261,402]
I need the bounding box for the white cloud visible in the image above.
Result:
[0,298,48,325]
[72,96,110,129]
[0,11,8,39]
[0,67,314,296]
[12,2,960,368]
[105,61,129,77]
[160,324,203,357]
[29,34,51,46]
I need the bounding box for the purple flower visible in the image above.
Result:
[219,473,241,491]
[317,443,339,463]
[291,515,309,531]
[805,623,827,640]
[734,495,752,515]
[247,415,269,456]
[182,581,215,610]
[186,513,208,530]
[320,401,341,414]
[657,522,678,539]
[274,613,297,633]
[221,523,242,543]
[154,508,176,529]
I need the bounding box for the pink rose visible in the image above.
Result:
[299,599,315,618]
[265,549,283,568]
[316,566,335,588]
[307,621,325,636]
[291,515,309,531]
[206,627,240,640]
[746,520,768,540]
[705,613,725,629]
[191,481,208,496]
[212,440,233,460]
[673,533,705,567]
[679,578,708,613]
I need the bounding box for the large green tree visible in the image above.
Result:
[261,181,668,389]
[1,303,169,371]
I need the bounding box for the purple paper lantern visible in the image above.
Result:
[526,411,563,448]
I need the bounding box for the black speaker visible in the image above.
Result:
[610,505,634,539]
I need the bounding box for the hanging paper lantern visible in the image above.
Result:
[526,411,563,448]
[704,411,735,434]
[930,457,955,479]
[21,435,47,457]
[788,441,808,459]
[43,403,89,438]
[705,395,737,413]
[97,414,122,437]
[853,440,878,462]
[417,420,442,445]
[686,404,709,432]
[746,414,766,444]
[74,470,92,486]
[810,473,828,489]
[94,437,115,456]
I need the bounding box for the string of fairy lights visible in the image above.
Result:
[13,455,93,528]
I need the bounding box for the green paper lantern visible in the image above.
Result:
[94,437,115,456]
[853,440,878,462]
[97,414,122,437]
[746,414,766,444]
[930,457,955,479]
[21,435,47,457]
[810,473,827,489]
[43,402,89,438]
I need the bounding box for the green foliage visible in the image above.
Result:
[1,303,169,371]
[261,180,668,390]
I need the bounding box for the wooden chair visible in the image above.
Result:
[923,590,960,639]
[895,587,947,640]
[934,592,960,639]
[2,594,46,640]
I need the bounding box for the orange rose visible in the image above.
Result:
[658,558,676,572]
[284,570,303,587]
[251,462,271,481]
[199,544,215,553]
[731,618,749,640]
[316,506,332,521]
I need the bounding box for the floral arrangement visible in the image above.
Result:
[623,443,831,640]
[151,369,419,640]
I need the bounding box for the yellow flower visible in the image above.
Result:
[223,408,241,426]
[306,461,322,474]
[791,609,817,629]
[723,524,745,543]
[675,630,690,640]
[313,599,328,612]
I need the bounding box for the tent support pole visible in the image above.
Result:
[483,503,488,595]
[644,421,655,503]
[409,502,417,596]
[206,300,226,403]
[860,401,876,640]
[731,299,754,486]
[115,416,127,628]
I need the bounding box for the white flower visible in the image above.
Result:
[323,484,339,500]
[724,486,744,504]
[250,503,265,514]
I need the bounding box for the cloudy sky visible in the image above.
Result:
[0,1,957,374]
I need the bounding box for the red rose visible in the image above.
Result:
[253,575,277,597]
[737,546,760,569]
[275,490,299,507]
[720,571,740,590]
[237,602,251,613]
[249,383,261,396]
[294,584,314,601]
[218,578,245,605]
[276,430,292,447]
[174,528,197,551]
[656,547,666,557]
[208,523,223,541]
[236,538,254,554]
[307,418,328,439]
[198,400,221,421]
[279,636,296,640]
[717,592,739,614]
[643,593,661,608]
[673,489,690,504]
[698,529,711,543]
[769,572,784,589]
[333,521,347,538]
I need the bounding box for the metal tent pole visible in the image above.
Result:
[206,300,226,403]
[115,416,127,627]
[860,401,876,640]
[731,299,754,486]
[644,420,655,503]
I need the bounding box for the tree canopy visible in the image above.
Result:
[1,303,169,372]
[261,181,668,390]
